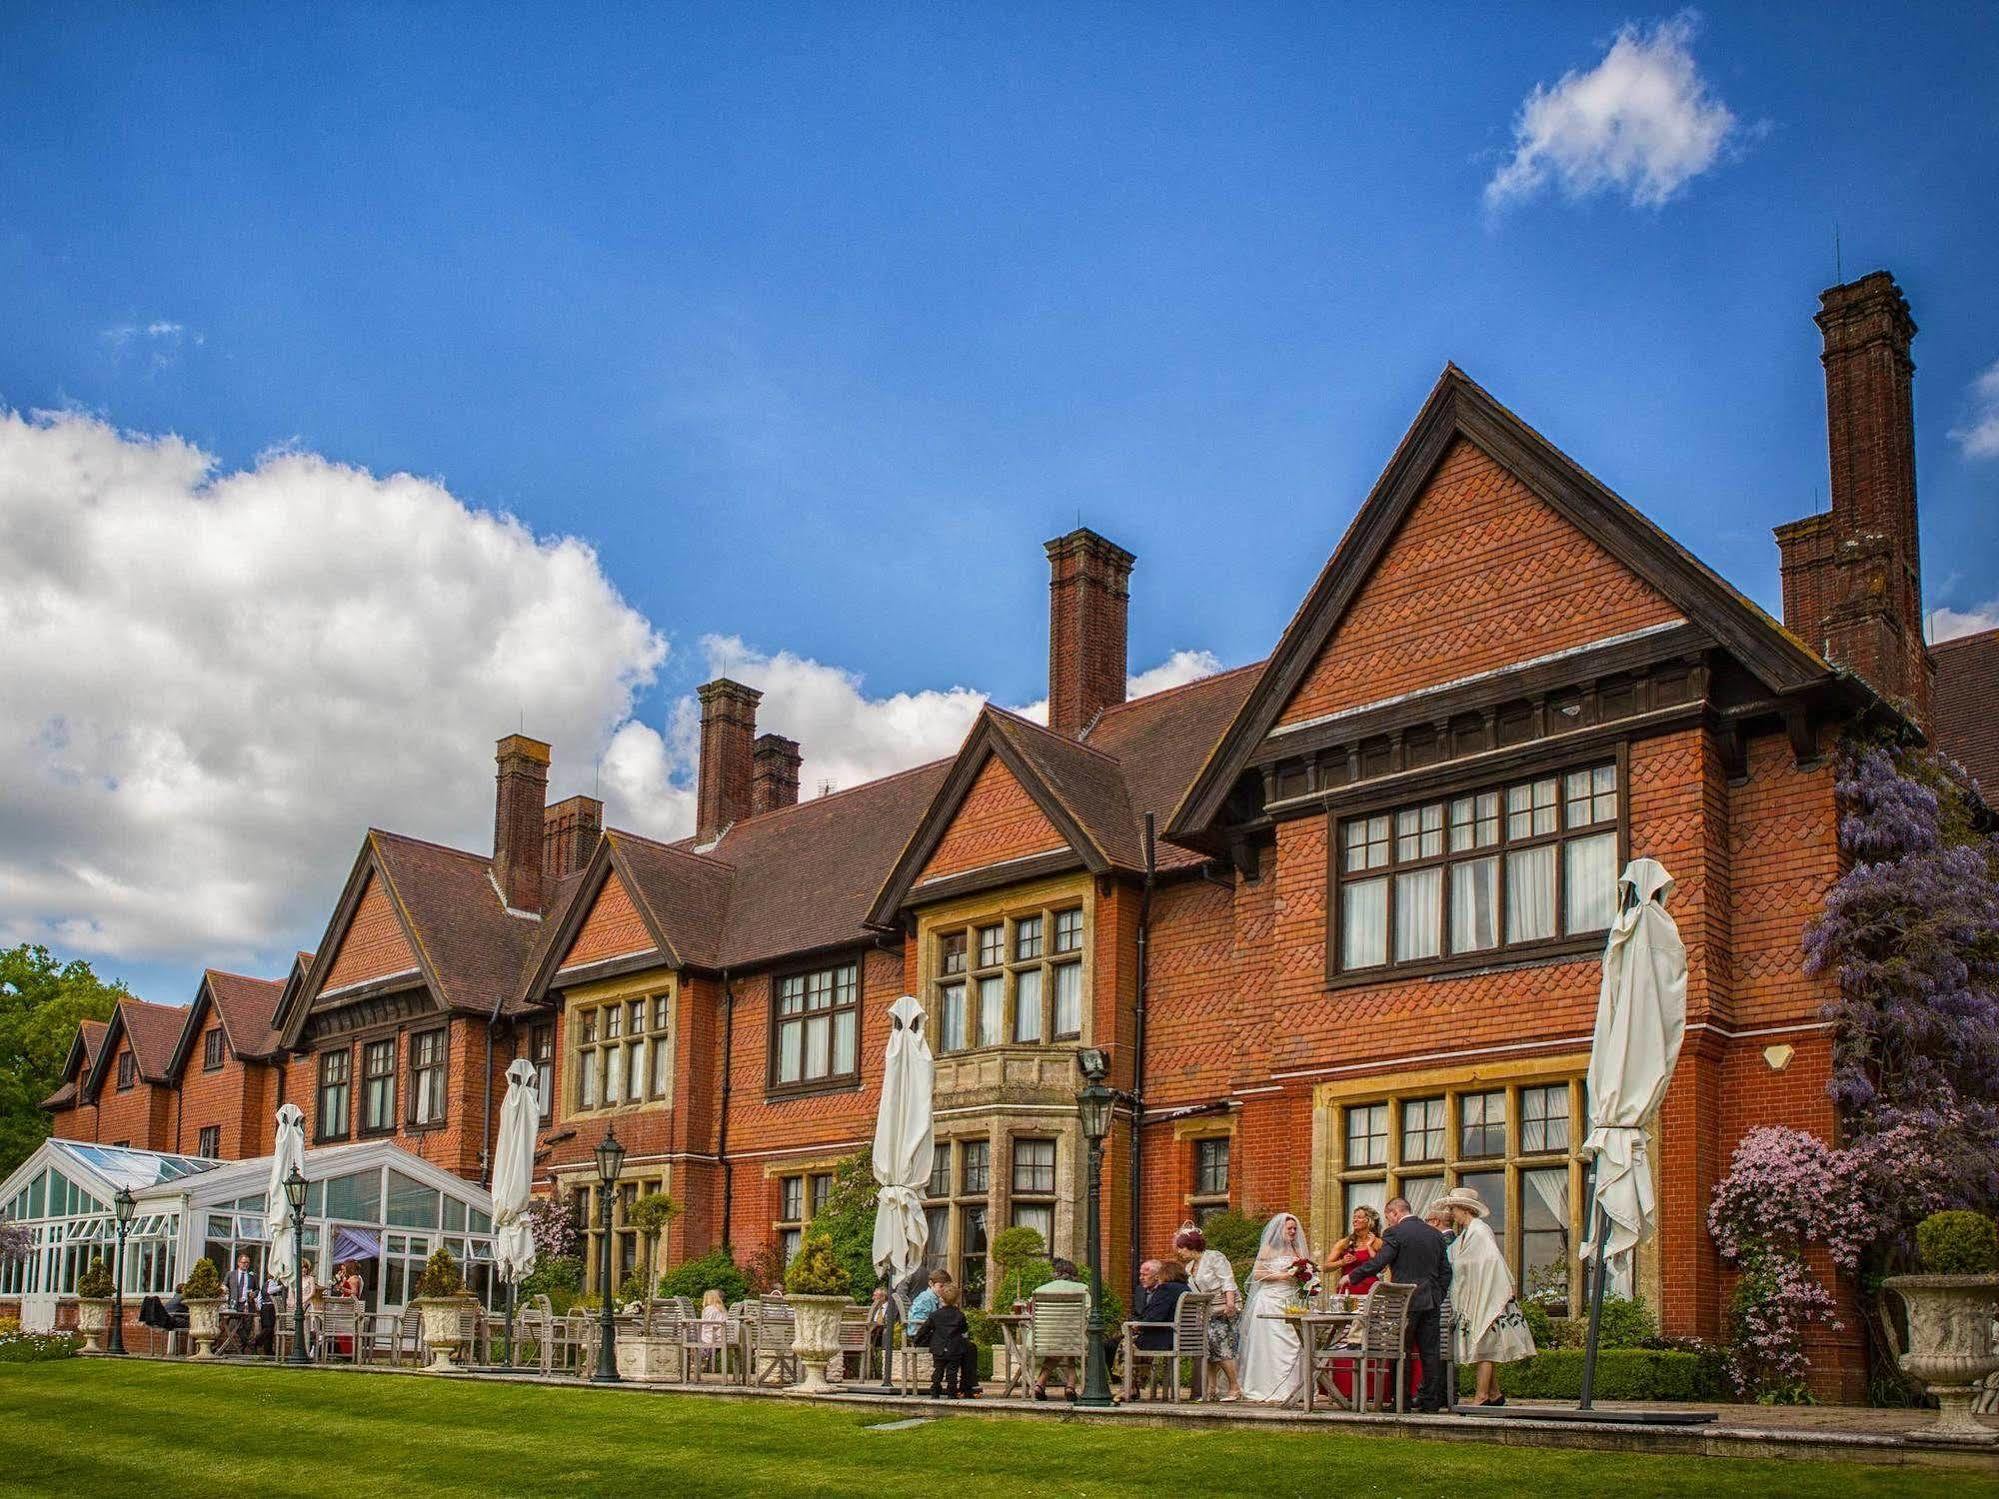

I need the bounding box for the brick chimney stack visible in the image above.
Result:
[543,793,604,883]
[1775,270,1932,726]
[493,734,551,912]
[751,733,802,815]
[696,678,762,843]
[1045,527,1136,738]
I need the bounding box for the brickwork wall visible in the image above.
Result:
[919,757,1067,882]
[171,1010,281,1159]
[1277,437,1682,726]
[45,1100,97,1143]
[295,1013,500,1181]
[89,1041,175,1150]
[560,872,655,971]
[321,872,419,991]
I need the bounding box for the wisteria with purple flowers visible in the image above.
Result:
[525,1190,579,1262]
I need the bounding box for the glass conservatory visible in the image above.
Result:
[0,1137,496,1332]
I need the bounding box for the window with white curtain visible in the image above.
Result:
[1335,760,1620,976]
[931,902,1088,1054]
[772,962,859,1091]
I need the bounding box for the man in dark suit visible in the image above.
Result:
[1339,1196,1451,1412]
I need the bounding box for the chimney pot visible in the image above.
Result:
[493,734,551,912]
[696,679,762,842]
[1045,527,1135,738]
[751,733,802,815]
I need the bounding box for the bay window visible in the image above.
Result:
[931,902,1087,1054]
[571,990,673,1115]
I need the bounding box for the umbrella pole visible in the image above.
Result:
[1578,1157,1610,1411]
[877,1266,897,1393]
[504,1278,516,1373]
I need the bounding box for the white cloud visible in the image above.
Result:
[0,408,666,967]
[0,407,1231,968]
[1485,12,1738,210]
[1949,361,1999,460]
[102,319,203,373]
[1931,602,1999,643]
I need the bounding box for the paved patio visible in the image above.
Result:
[122,1353,1999,1473]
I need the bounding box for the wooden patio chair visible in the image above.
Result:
[835,1303,873,1382]
[1315,1281,1414,1413]
[1025,1288,1089,1396]
[1436,1293,1457,1410]
[1120,1291,1212,1403]
[751,1299,799,1387]
[315,1297,362,1365]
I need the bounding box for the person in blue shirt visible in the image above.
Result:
[905,1268,951,1340]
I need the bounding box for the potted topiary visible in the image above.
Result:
[411,1246,476,1373]
[612,1192,684,1382]
[783,1233,852,1392]
[178,1257,225,1359]
[1883,1209,1999,1444]
[75,1256,114,1353]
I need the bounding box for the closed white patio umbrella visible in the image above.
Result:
[1577,857,1688,1408]
[492,1058,541,1365]
[869,994,934,1389]
[264,1103,307,1284]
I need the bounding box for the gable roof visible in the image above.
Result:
[1933,627,1999,798]
[285,830,541,1045]
[39,1018,109,1111]
[169,969,286,1076]
[82,998,189,1097]
[517,831,729,1001]
[868,666,1263,925]
[1169,365,1842,842]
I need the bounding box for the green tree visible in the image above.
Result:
[0,945,130,1176]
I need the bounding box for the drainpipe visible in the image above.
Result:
[480,1018,497,1186]
[718,970,735,1253]
[1128,813,1155,1304]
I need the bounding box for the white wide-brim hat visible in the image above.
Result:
[1430,1186,1490,1218]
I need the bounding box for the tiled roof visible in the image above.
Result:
[203,969,286,1059]
[699,758,954,967]
[987,708,1142,868]
[369,830,543,1015]
[38,1018,105,1110]
[609,831,734,969]
[115,998,191,1084]
[1082,663,1264,870]
[1934,627,1999,799]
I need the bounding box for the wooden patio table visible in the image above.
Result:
[1260,1306,1366,1414]
[986,1312,1034,1398]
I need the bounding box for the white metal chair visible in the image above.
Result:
[1120,1291,1212,1403]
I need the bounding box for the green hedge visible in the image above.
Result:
[1457,1348,1724,1402]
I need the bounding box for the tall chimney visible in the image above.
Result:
[751,733,802,815]
[696,678,762,843]
[1775,270,1931,726]
[1045,527,1135,738]
[543,793,604,883]
[493,734,551,912]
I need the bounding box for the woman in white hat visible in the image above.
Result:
[1433,1185,1535,1406]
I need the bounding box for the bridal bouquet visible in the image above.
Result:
[1288,1257,1322,1299]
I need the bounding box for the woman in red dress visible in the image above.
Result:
[1325,1205,1384,1292]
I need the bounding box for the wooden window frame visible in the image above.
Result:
[406,1027,448,1130]
[1326,746,1627,989]
[202,1028,225,1072]
[530,1024,555,1121]
[1189,1133,1232,1222]
[359,1036,398,1137]
[767,956,863,1099]
[315,1046,352,1143]
[116,1052,136,1091]
[931,901,1088,1057]
[196,1125,220,1158]
[1333,1076,1584,1315]
[568,989,673,1118]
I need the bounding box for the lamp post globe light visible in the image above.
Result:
[284,1166,311,1366]
[592,1127,626,1383]
[109,1185,136,1356]
[1075,1048,1115,1409]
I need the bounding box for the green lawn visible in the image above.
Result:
[0,1361,1956,1499]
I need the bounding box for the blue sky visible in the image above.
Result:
[2,4,1995,1000]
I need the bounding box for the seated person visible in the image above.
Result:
[1128,1259,1190,1400]
[1030,1258,1092,1401]
[904,1268,950,1341]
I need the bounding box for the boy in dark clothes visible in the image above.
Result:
[922,1281,979,1398]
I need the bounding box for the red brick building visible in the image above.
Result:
[40,272,1997,1394]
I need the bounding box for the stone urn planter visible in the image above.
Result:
[1883,1274,1999,1444]
[184,1298,223,1359]
[786,1294,848,1393]
[75,1298,111,1354]
[414,1294,476,1373]
[615,1318,687,1383]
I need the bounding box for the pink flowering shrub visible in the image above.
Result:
[526,1190,580,1261]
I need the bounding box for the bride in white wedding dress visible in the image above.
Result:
[1237,1212,1313,1404]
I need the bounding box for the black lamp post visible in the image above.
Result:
[1075,1048,1116,1409]
[591,1127,625,1383]
[284,1166,312,1366]
[109,1186,135,1356]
